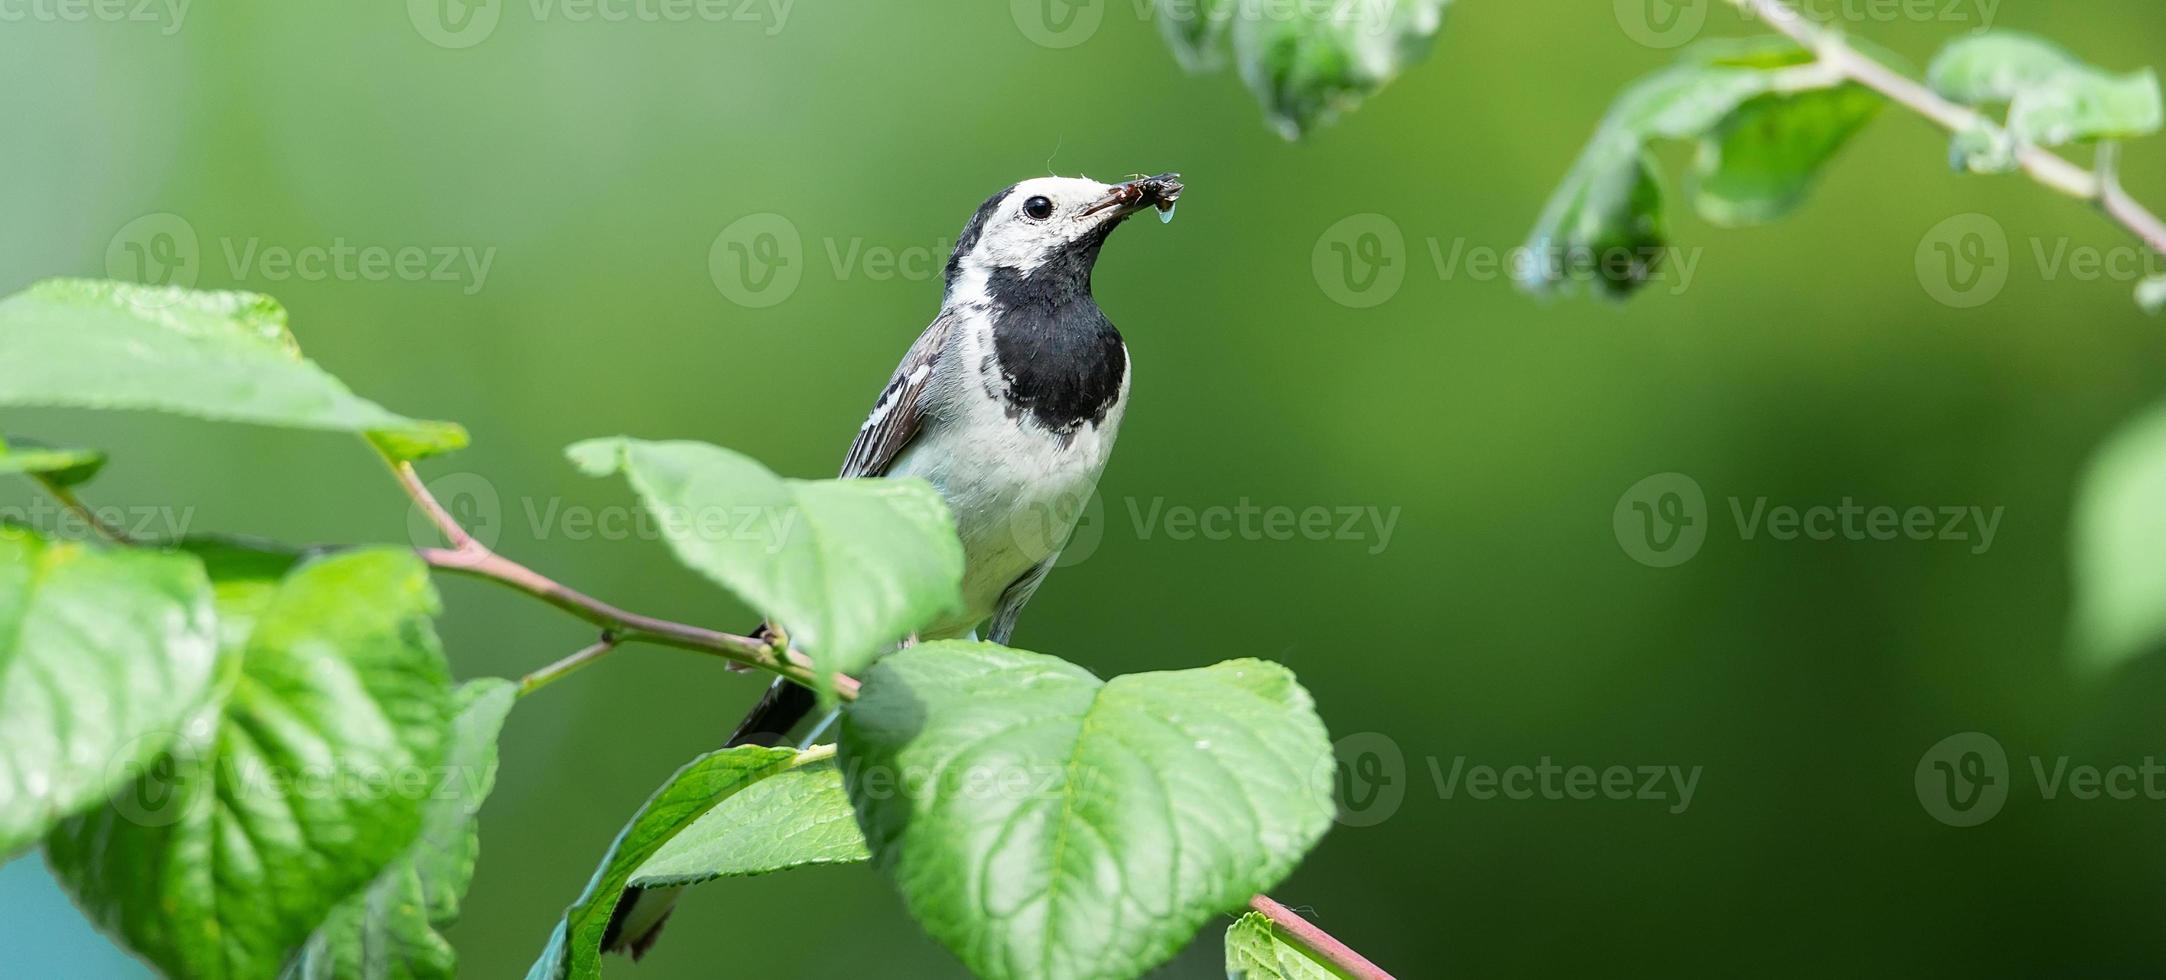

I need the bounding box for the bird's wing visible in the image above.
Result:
[839,311,956,479]
[986,555,1057,645]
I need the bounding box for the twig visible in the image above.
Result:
[1728,0,2166,255]
[33,476,128,544]
[1247,894,1396,980]
[520,631,621,697]
[418,545,853,697]
[376,446,854,697]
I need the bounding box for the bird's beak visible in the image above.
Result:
[1080,173,1183,220]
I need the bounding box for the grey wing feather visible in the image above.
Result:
[986,556,1057,644]
[839,311,956,479]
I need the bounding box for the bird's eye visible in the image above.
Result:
[1022,196,1055,221]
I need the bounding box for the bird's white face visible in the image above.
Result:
[957,177,1125,276]
[943,174,1182,299]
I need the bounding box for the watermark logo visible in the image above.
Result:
[1916,212,2009,308]
[1915,731,2008,827]
[1614,0,1706,48]
[107,213,202,299]
[1313,213,1406,308]
[1004,486,1108,570]
[101,720,214,828]
[408,0,501,47]
[407,471,503,555]
[1325,731,1407,827]
[1614,472,1707,568]
[1011,0,1102,48]
[711,212,804,308]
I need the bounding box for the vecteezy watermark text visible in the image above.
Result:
[1613,472,2003,567]
[0,0,189,34]
[1311,214,1703,308]
[108,213,497,296]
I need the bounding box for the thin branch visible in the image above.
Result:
[1729,0,2166,255]
[520,631,621,697]
[379,449,856,697]
[418,545,854,697]
[382,456,476,551]
[33,477,128,544]
[1247,894,1396,980]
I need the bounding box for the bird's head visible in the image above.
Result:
[943,173,1182,303]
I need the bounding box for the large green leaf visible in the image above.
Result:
[2070,403,2166,675]
[525,744,826,980]
[567,437,964,695]
[1929,32,2163,148]
[1206,0,1449,139]
[1224,912,1334,980]
[840,642,1335,980]
[0,279,466,459]
[1520,38,1880,298]
[284,678,518,980]
[0,436,107,488]
[47,548,457,979]
[0,528,219,856]
[630,752,868,887]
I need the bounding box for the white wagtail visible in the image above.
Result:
[603,172,1182,958]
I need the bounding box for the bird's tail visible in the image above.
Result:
[599,627,823,960]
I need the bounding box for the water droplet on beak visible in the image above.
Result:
[1157,203,1176,225]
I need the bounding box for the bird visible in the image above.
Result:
[601,171,1183,959]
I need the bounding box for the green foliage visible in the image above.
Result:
[1159,0,1449,138]
[1929,32,2163,152]
[567,437,964,695]
[284,678,518,980]
[0,279,465,459]
[47,548,457,979]
[839,642,1334,980]
[1521,38,1882,298]
[1224,912,1335,980]
[0,527,219,856]
[2070,403,2166,675]
[630,753,868,887]
[0,437,107,488]
[526,744,825,980]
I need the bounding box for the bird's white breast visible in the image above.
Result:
[887,315,1128,636]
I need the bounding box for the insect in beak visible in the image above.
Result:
[1081,173,1183,218]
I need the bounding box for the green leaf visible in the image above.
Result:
[2071,403,2166,675]
[525,744,826,980]
[284,678,518,980]
[0,527,219,856]
[0,437,107,488]
[1519,39,1878,298]
[0,279,466,460]
[840,642,1335,980]
[1929,32,2164,147]
[567,437,964,695]
[1226,0,1449,139]
[1157,0,1235,72]
[630,752,868,887]
[47,548,457,980]
[1224,912,1334,980]
[1695,83,1884,226]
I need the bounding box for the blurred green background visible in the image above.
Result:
[8,0,2166,975]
